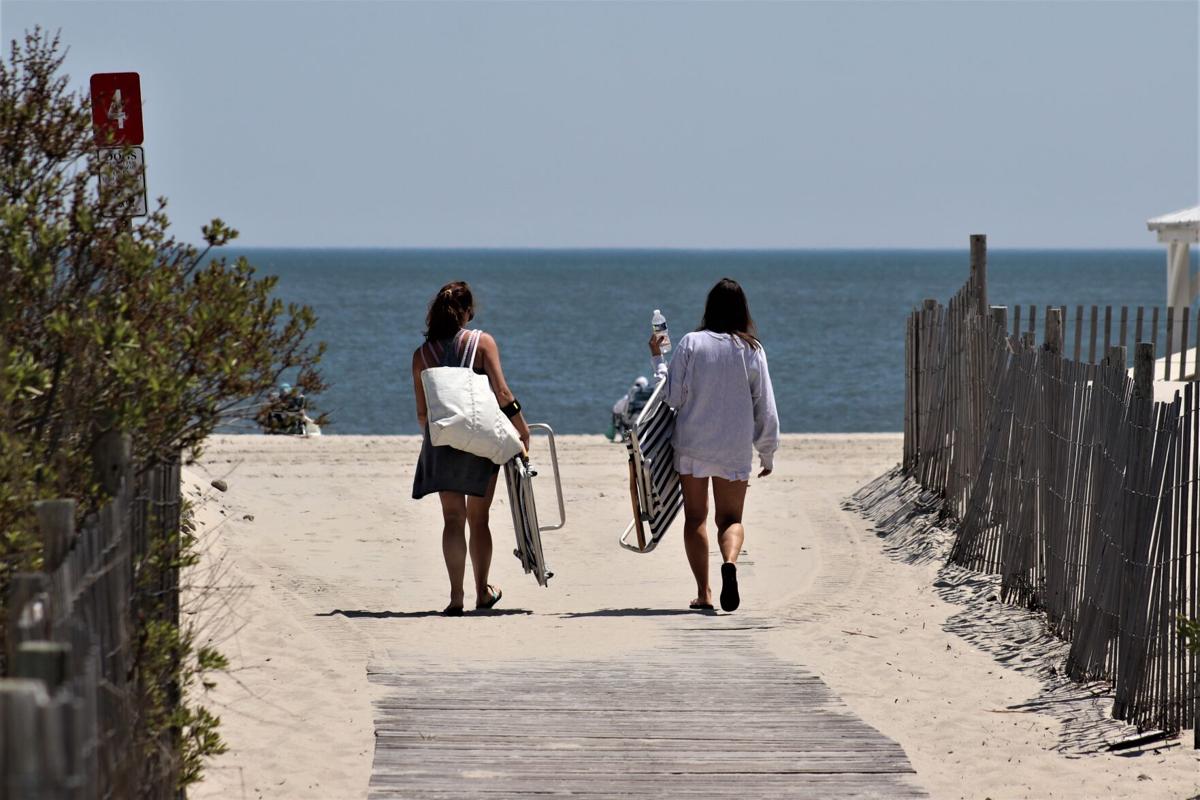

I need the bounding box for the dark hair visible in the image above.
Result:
[425,281,474,341]
[699,277,760,349]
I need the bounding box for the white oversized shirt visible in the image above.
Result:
[653,330,780,480]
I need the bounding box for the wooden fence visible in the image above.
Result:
[1005,302,1199,380]
[0,432,182,799]
[900,237,1200,742]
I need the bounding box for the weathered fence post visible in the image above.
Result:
[910,298,938,475]
[1044,307,1063,354]
[12,641,70,692]
[1104,345,1128,373]
[1134,342,1155,402]
[989,305,1008,340]
[4,573,48,671]
[1165,307,1176,380]
[91,428,131,496]
[970,234,988,317]
[0,678,53,796]
[33,499,75,573]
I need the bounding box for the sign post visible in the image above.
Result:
[89,72,147,217]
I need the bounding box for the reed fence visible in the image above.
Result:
[0,432,183,799]
[898,236,1200,743]
[1005,302,1199,380]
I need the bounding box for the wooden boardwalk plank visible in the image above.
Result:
[367,628,926,799]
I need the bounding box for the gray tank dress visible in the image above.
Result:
[412,329,501,499]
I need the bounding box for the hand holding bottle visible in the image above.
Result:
[648,333,667,356]
[651,309,671,355]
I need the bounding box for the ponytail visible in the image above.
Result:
[425,281,474,342]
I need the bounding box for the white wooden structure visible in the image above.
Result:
[1148,206,1200,354]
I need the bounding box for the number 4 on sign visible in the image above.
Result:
[89,72,143,146]
[107,89,126,130]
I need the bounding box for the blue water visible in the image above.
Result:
[227,249,1186,434]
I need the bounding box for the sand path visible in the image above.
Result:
[187,434,1200,799]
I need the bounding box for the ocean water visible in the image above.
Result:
[227,249,1185,435]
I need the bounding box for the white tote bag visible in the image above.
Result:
[421,330,524,465]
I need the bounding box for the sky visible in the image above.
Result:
[1,0,1197,249]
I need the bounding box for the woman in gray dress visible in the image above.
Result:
[412,281,531,616]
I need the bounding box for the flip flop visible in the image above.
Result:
[476,585,502,610]
[720,562,740,612]
[689,600,715,611]
[442,604,464,617]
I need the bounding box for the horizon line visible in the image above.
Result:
[217,244,1171,253]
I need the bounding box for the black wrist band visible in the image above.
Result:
[501,399,522,419]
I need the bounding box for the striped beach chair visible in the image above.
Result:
[504,423,565,587]
[619,380,683,553]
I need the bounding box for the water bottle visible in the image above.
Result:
[652,309,672,355]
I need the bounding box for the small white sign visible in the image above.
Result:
[97,146,147,217]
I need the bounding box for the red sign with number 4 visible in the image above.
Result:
[90,72,143,146]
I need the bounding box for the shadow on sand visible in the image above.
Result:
[847,470,1177,755]
[560,607,717,618]
[316,608,534,619]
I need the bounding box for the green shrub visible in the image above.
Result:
[1,27,327,792]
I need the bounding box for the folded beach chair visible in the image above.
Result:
[619,380,683,553]
[504,423,565,587]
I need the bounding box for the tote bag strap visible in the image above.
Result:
[459,329,482,369]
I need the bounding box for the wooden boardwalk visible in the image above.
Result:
[367,624,925,799]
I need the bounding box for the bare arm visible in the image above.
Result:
[648,334,688,409]
[477,333,531,451]
[411,348,428,428]
[748,346,779,477]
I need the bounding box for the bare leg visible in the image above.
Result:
[712,477,748,563]
[713,477,748,611]
[680,474,712,606]
[467,471,500,606]
[439,492,468,609]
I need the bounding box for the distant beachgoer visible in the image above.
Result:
[259,383,308,435]
[648,278,779,612]
[411,281,531,616]
[281,383,307,433]
[264,389,284,432]
[608,375,652,440]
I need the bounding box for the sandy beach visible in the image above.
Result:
[185,434,1200,800]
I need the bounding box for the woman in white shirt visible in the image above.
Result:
[649,278,780,612]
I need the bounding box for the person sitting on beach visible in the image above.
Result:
[280,383,307,433]
[648,278,780,612]
[411,281,531,616]
[258,383,307,435]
